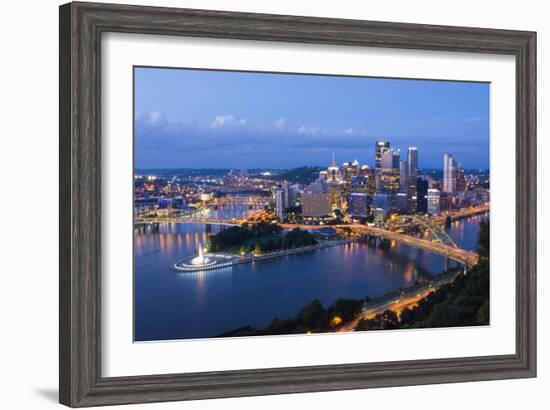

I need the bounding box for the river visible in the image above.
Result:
[134,206,486,341]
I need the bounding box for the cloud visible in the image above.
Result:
[136,112,371,153]
[134,111,487,169]
[274,117,286,130]
[211,114,247,128]
[297,125,320,135]
[136,111,165,125]
[149,111,163,124]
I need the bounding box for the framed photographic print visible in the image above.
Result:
[59,2,536,407]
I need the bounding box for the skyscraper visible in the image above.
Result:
[399,160,409,192]
[416,178,428,214]
[395,192,408,214]
[274,188,285,220]
[443,153,457,194]
[374,192,391,211]
[456,165,466,192]
[342,160,360,182]
[281,182,290,209]
[362,166,376,196]
[427,188,441,215]
[327,152,342,183]
[407,147,419,178]
[407,147,419,213]
[380,148,400,195]
[439,191,450,212]
[375,141,390,170]
[288,183,300,207]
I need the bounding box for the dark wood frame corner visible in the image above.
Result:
[59,1,537,407]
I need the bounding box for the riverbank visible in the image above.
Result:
[239,237,359,264]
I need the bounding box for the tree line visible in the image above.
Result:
[208,222,317,254]
[216,297,366,337]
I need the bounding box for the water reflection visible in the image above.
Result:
[176,266,234,280]
[134,210,484,341]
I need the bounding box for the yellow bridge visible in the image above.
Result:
[341,224,479,268]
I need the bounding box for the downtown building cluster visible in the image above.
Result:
[273,141,489,225]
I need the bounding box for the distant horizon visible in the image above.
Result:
[135,165,490,171]
[135,67,490,170]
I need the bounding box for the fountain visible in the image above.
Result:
[173,242,237,272]
[190,243,211,266]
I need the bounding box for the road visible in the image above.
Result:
[336,268,461,333]
[337,287,436,332]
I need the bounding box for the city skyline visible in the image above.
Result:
[135,151,488,172]
[135,67,490,170]
[134,66,490,342]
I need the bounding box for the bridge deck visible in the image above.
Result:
[338,225,479,267]
[135,218,240,226]
[136,207,485,267]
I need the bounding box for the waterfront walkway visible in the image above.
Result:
[237,238,358,265]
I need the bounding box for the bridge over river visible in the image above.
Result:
[341,225,479,267]
[135,216,241,226]
[278,222,479,268]
[136,205,487,268]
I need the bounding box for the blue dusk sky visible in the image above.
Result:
[134,67,490,170]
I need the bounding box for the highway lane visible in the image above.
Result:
[337,287,436,333]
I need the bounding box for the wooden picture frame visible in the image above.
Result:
[59,1,536,407]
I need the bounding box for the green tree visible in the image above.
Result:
[357,310,399,330]
[296,299,327,330]
[399,307,416,326]
[476,301,490,324]
[327,298,363,323]
[355,319,369,331]
[477,220,490,259]
[254,243,262,255]
[332,209,344,224]
[379,309,399,329]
